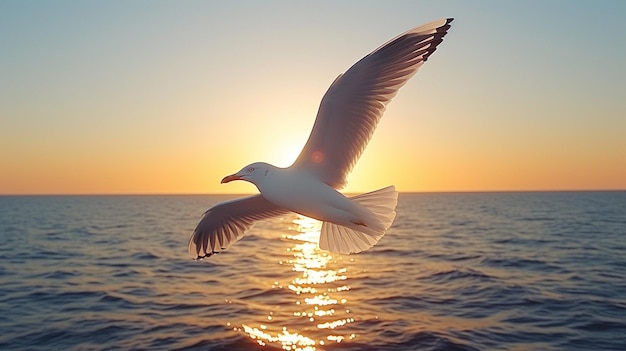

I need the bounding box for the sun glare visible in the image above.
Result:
[269,138,305,168]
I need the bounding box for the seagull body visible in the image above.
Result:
[189,18,453,259]
[225,163,386,236]
[245,164,360,224]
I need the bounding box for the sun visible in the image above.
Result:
[269,136,306,168]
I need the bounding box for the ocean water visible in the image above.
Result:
[0,192,625,351]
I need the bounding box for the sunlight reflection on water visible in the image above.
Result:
[241,215,356,350]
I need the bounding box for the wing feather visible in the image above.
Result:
[188,194,289,259]
[291,19,453,188]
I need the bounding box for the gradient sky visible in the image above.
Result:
[1,0,625,194]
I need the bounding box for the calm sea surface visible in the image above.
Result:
[1,192,625,351]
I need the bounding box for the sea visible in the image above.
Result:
[0,192,624,351]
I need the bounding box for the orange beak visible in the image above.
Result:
[221,174,242,184]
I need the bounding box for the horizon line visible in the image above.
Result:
[1,189,625,196]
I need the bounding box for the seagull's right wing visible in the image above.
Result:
[290,19,453,189]
[188,194,289,259]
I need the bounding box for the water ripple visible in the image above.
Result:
[0,192,625,350]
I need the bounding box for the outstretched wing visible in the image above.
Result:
[290,18,453,189]
[188,194,289,259]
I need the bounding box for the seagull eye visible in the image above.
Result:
[247,167,255,172]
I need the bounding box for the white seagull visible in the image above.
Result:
[189,18,453,259]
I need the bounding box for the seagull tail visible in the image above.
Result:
[319,186,398,254]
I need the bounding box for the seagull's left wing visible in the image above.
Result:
[188,194,289,259]
[290,18,453,189]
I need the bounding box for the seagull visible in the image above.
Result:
[189,18,453,259]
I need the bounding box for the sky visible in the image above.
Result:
[1,0,625,194]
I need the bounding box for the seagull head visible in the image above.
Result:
[221,162,272,185]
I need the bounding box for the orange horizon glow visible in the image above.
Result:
[2,120,625,195]
[2,125,625,195]
[2,128,625,195]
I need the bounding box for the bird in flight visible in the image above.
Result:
[189,18,453,259]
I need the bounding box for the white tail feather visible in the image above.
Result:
[319,186,398,254]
